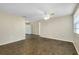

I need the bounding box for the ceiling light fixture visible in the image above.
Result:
[44,12,54,20]
[44,15,50,20]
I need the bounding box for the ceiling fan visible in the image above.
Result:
[41,9,55,20]
[23,9,55,21]
[44,13,54,20]
[36,8,55,20]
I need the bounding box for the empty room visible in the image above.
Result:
[0,3,79,55]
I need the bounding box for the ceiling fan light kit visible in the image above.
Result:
[44,15,50,20]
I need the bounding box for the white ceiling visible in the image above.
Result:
[0,3,77,21]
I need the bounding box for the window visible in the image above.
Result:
[74,8,79,34]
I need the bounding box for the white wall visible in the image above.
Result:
[73,34,79,54]
[73,7,79,54]
[39,15,74,42]
[0,11,25,45]
[31,21,39,35]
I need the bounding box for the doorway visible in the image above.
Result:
[25,23,32,34]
